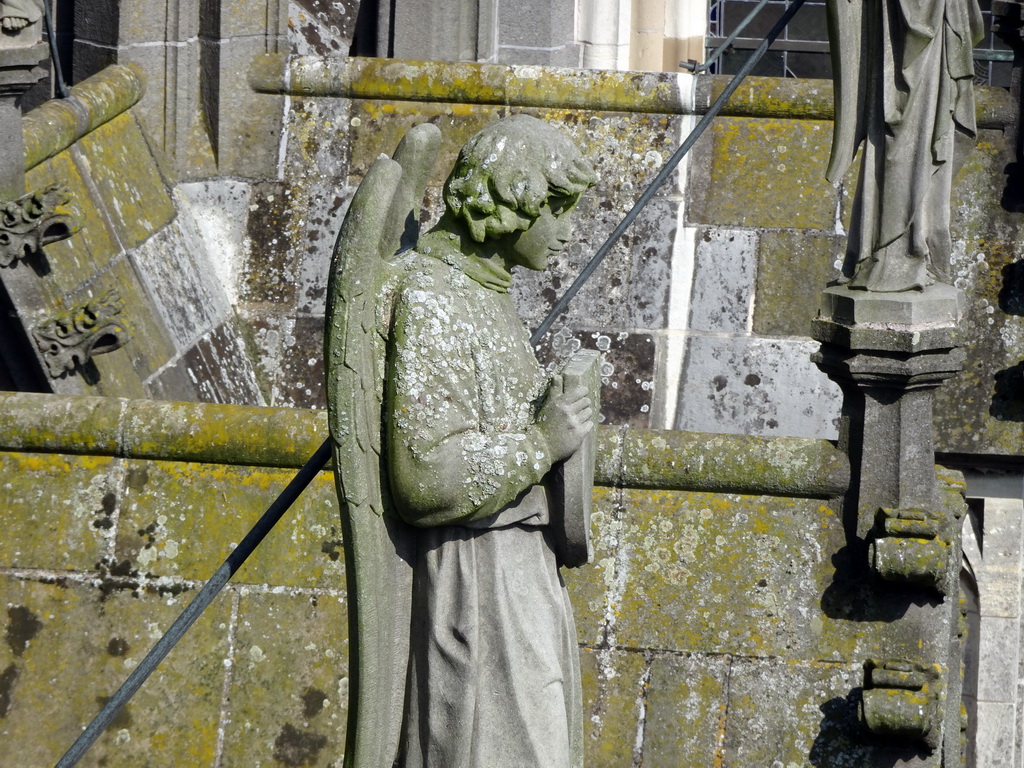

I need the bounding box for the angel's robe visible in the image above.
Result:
[386,243,583,768]
[826,0,983,291]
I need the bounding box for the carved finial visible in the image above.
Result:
[0,184,78,266]
[32,291,129,377]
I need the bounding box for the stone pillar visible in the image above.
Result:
[812,283,965,537]
[0,13,47,200]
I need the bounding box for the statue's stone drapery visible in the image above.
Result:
[326,115,598,768]
[826,0,984,291]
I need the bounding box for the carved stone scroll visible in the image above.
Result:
[0,184,78,266]
[860,659,944,752]
[32,291,129,376]
[869,507,953,594]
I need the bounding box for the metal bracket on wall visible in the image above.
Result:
[860,659,944,752]
[869,507,953,595]
[31,291,129,377]
[0,184,78,266]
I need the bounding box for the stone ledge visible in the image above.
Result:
[249,54,1014,127]
[0,392,849,497]
[21,63,145,170]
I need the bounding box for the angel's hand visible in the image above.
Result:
[536,374,594,463]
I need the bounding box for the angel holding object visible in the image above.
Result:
[326,114,602,768]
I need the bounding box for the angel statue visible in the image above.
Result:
[325,114,601,768]
[826,0,983,291]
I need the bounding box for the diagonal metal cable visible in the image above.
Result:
[54,2,806,763]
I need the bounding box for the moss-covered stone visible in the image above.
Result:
[22,150,121,297]
[609,488,942,661]
[220,590,348,768]
[753,229,843,336]
[688,116,837,230]
[0,452,118,571]
[579,647,646,767]
[72,112,174,249]
[642,654,728,766]
[0,576,229,767]
[562,485,621,645]
[722,659,873,765]
[114,459,343,589]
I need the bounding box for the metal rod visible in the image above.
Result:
[54,437,334,768]
[531,0,807,346]
[680,0,773,73]
[41,0,69,99]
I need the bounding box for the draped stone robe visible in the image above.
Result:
[385,245,583,768]
[826,0,983,291]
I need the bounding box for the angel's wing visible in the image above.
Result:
[324,122,440,768]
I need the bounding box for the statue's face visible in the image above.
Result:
[500,197,575,271]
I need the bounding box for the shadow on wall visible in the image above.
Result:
[809,692,931,767]
[991,261,1024,421]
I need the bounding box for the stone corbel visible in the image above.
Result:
[0,184,78,266]
[860,659,943,752]
[31,291,129,377]
[868,507,953,594]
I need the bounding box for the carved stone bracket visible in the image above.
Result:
[0,184,78,266]
[869,507,953,594]
[860,659,944,752]
[31,291,129,377]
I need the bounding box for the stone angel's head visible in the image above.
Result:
[443,114,597,252]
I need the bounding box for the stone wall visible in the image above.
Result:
[4,64,263,404]
[0,391,972,766]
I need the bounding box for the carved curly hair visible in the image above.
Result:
[443,114,598,243]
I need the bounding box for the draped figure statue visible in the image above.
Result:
[826,0,984,291]
[325,115,599,768]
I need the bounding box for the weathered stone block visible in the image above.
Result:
[243,313,325,409]
[579,648,645,767]
[289,0,358,56]
[610,488,945,662]
[114,459,343,589]
[181,320,265,406]
[220,589,347,768]
[129,215,231,352]
[722,659,870,765]
[534,329,657,428]
[562,485,619,645]
[975,701,1016,768]
[689,227,758,333]
[674,334,841,439]
[72,113,175,249]
[22,150,121,296]
[0,576,229,767]
[0,452,118,571]
[687,117,837,230]
[642,654,728,766]
[203,37,286,179]
[240,181,296,305]
[977,615,1020,701]
[753,229,843,336]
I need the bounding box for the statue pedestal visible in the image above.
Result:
[0,39,47,200]
[811,284,965,538]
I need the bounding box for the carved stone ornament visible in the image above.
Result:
[869,506,954,594]
[0,184,78,266]
[32,291,129,377]
[860,659,944,751]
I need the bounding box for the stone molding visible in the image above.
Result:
[249,54,1015,127]
[0,392,849,496]
[20,63,144,171]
